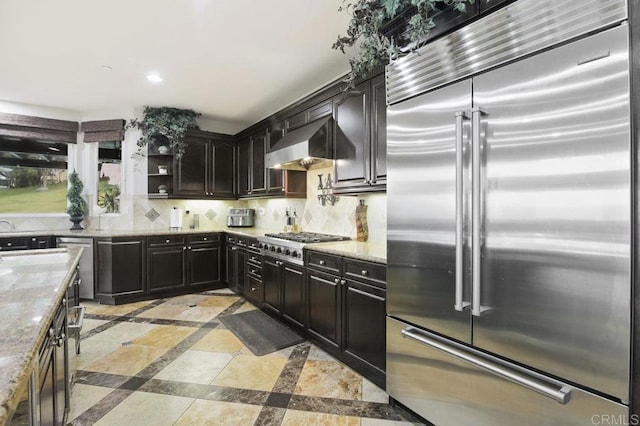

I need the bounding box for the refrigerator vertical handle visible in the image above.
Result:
[454,111,469,312]
[471,107,487,316]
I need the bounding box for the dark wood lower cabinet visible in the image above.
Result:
[262,257,305,329]
[147,245,186,293]
[96,237,146,305]
[281,263,305,329]
[188,244,221,288]
[304,251,387,388]
[307,269,341,349]
[262,256,282,314]
[226,245,246,294]
[342,279,386,387]
[96,233,222,304]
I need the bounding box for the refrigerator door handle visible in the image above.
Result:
[454,111,470,312]
[471,107,488,316]
[401,327,572,404]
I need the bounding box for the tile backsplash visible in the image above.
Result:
[1,166,387,243]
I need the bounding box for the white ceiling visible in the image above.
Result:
[0,0,353,133]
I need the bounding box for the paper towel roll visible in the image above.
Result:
[170,208,183,229]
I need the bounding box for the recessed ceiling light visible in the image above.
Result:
[146,73,163,83]
[102,65,113,71]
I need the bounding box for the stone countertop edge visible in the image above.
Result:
[0,247,83,425]
[303,241,387,264]
[0,228,386,262]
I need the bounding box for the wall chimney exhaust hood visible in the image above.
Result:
[265,117,333,171]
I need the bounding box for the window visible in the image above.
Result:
[0,138,69,213]
[97,141,121,213]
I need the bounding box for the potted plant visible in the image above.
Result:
[127,106,201,159]
[66,170,87,230]
[332,0,475,86]
[97,181,120,213]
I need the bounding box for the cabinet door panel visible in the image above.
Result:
[251,133,267,193]
[307,270,340,348]
[225,245,236,285]
[212,141,235,196]
[148,248,186,292]
[334,81,370,184]
[282,264,305,328]
[175,136,208,196]
[238,139,251,196]
[189,245,220,286]
[343,280,386,371]
[236,249,247,295]
[97,239,145,297]
[371,74,387,183]
[263,257,281,313]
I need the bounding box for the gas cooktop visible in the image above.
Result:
[263,232,351,243]
[257,232,350,265]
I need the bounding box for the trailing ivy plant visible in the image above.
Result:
[127,106,201,159]
[333,0,474,86]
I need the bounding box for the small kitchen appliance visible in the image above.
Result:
[227,208,255,227]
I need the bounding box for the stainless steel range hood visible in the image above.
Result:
[265,117,333,171]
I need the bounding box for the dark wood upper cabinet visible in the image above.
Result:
[251,130,267,194]
[333,73,386,194]
[371,73,387,183]
[174,135,208,197]
[334,80,370,186]
[174,131,235,199]
[238,138,251,196]
[237,128,269,197]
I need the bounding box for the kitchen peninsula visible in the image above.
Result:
[0,247,82,425]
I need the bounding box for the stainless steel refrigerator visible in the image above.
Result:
[386,0,632,424]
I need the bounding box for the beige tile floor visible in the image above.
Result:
[68,289,424,425]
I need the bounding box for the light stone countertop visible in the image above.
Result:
[0,247,83,425]
[304,240,386,264]
[0,228,386,262]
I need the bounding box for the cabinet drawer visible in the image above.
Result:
[225,234,247,246]
[148,235,186,247]
[245,238,260,252]
[247,253,262,264]
[0,237,29,251]
[247,263,262,279]
[246,275,263,304]
[344,258,386,288]
[305,250,342,275]
[188,233,220,244]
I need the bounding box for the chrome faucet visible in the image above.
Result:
[0,219,15,231]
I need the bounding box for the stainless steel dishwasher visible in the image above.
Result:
[56,237,94,299]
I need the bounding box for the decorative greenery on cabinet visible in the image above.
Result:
[127,106,201,159]
[333,0,475,85]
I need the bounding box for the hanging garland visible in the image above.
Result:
[333,0,475,86]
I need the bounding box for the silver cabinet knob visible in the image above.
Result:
[334,278,340,284]
[165,239,170,243]
[319,260,326,265]
[361,270,368,276]
[341,279,346,285]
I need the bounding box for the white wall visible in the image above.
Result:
[0,101,387,243]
